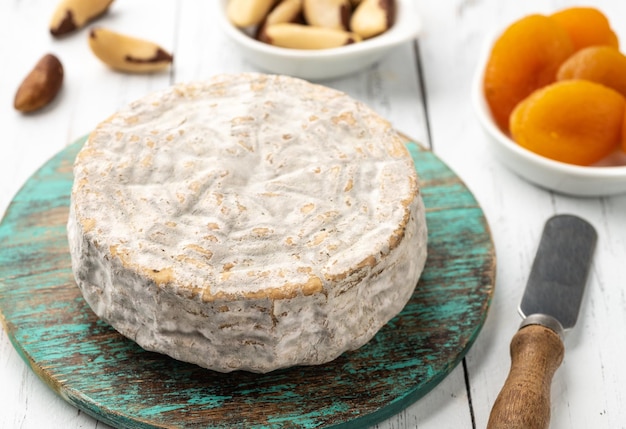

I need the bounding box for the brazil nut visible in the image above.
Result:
[350,0,395,39]
[49,0,114,37]
[88,27,173,73]
[257,0,304,43]
[303,0,351,31]
[14,54,64,113]
[264,23,362,49]
[228,0,279,27]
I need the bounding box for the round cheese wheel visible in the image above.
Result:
[68,73,427,373]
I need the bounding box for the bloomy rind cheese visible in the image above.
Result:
[68,73,427,373]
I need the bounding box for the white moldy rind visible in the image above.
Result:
[68,73,427,373]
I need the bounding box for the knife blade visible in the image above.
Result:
[487,214,597,429]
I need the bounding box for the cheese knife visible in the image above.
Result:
[487,214,597,429]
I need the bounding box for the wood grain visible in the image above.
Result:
[0,137,495,429]
[487,325,564,429]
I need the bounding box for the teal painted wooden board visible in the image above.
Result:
[0,136,495,429]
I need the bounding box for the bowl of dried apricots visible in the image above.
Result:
[217,0,421,81]
[473,6,626,197]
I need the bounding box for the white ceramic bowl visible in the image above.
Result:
[472,37,626,197]
[217,0,420,81]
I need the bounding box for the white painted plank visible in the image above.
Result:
[2,0,626,428]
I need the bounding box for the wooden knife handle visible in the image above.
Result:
[487,324,565,429]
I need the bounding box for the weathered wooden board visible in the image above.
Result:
[0,136,495,429]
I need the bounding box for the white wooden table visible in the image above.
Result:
[1,1,625,428]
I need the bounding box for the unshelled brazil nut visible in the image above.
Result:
[88,27,173,73]
[350,0,395,39]
[264,23,362,49]
[50,0,114,37]
[14,54,64,113]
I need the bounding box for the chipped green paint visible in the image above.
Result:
[0,137,495,429]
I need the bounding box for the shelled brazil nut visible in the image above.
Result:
[351,0,395,39]
[256,0,305,43]
[50,0,114,37]
[227,0,395,49]
[265,23,362,49]
[228,0,278,27]
[303,0,351,31]
[88,28,173,73]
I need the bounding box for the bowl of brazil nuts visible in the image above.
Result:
[217,0,421,80]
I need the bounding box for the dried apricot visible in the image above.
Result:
[510,80,625,166]
[557,46,626,98]
[484,14,574,134]
[550,7,619,52]
[622,112,626,154]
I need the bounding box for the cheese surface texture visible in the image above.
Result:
[68,73,427,373]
